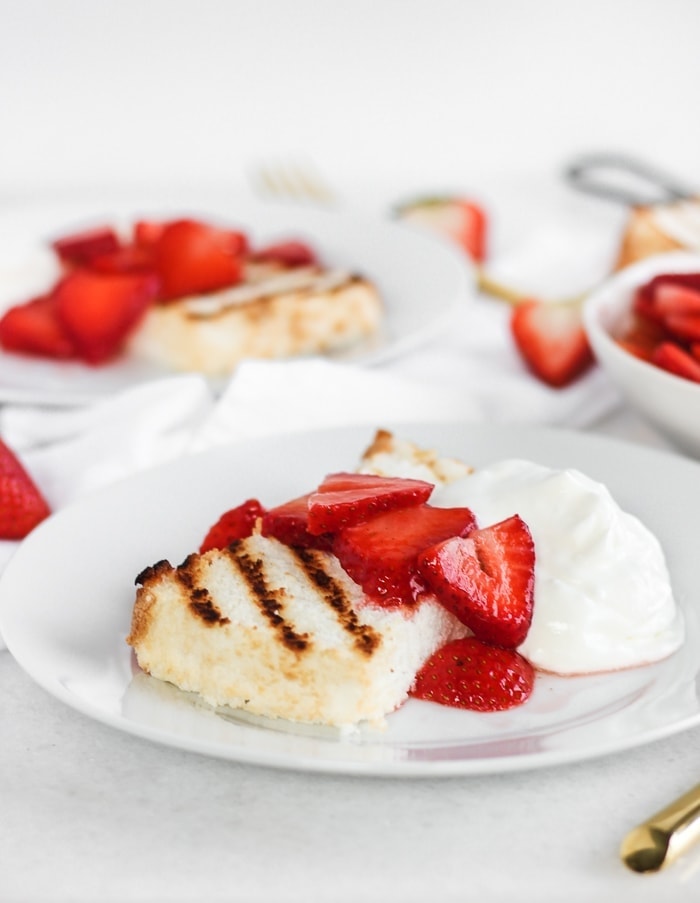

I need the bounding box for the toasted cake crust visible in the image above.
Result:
[358,428,472,485]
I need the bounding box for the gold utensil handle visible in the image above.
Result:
[621,783,700,873]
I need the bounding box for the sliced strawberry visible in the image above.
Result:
[154,219,247,300]
[410,636,535,712]
[510,299,594,388]
[261,494,333,550]
[53,270,160,364]
[134,219,167,248]
[51,225,121,268]
[250,240,318,268]
[200,499,266,552]
[418,514,535,648]
[333,504,477,607]
[306,472,434,535]
[0,438,51,539]
[662,313,700,343]
[636,272,700,315]
[615,316,669,362]
[0,294,77,359]
[651,341,700,383]
[395,196,488,263]
[653,282,700,317]
[90,244,157,275]
[616,337,656,363]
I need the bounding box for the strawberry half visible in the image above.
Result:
[411,636,535,712]
[510,299,594,388]
[0,294,77,359]
[333,504,477,606]
[53,269,160,364]
[418,514,535,648]
[154,219,247,301]
[306,472,434,535]
[261,494,333,550]
[0,438,51,539]
[395,196,488,263]
[200,499,266,552]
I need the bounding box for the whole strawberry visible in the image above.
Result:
[411,636,535,711]
[0,439,51,539]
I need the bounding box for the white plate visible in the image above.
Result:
[1,422,699,777]
[0,193,473,405]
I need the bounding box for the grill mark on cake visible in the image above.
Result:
[135,559,172,586]
[189,588,231,625]
[227,541,310,652]
[174,556,231,627]
[293,548,381,657]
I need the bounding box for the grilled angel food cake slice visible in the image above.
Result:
[127,263,383,376]
[127,532,466,729]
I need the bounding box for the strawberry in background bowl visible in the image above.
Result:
[582,251,700,457]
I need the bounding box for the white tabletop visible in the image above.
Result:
[2,625,700,903]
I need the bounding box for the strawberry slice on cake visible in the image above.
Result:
[127,432,541,727]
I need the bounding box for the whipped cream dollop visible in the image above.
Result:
[433,459,684,675]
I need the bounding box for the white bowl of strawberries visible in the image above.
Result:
[582,251,700,457]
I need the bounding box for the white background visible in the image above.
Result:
[1,0,699,201]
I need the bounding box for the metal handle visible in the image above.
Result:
[621,782,700,872]
[564,152,695,206]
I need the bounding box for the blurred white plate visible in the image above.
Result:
[0,193,473,405]
[1,422,698,776]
